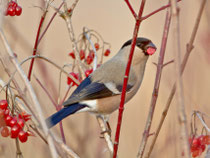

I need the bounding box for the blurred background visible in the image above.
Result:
[0,0,210,157]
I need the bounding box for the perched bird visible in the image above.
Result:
[46,37,156,128]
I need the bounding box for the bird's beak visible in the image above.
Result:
[145,42,157,55]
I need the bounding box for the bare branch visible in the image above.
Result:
[170,0,191,156]
[137,9,171,158]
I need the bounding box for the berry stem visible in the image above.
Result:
[15,138,23,157]
[195,112,210,132]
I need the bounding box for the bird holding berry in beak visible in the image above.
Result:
[46,37,156,128]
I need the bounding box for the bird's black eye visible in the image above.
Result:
[136,40,150,51]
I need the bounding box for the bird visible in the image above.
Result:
[46,37,156,128]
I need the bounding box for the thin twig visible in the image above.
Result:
[38,2,64,44]
[137,9,171,158]
[113,1,147,158]
[141,0,181,21]
[15,139,23,158]
[29,124,48,144]
[170,0,190,157]
[195,111,210,132]
[124,0,137,19]
[12,55,80,86]
[162,59,174,67]
[34,75,57,108]
[34,74,66,143]
[28,1,51,80]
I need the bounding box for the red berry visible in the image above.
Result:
[67,8,72,14]
[86,55,93,65]
[9,1,17,7]
[0,110,6,127]
[17,118,25,129]
[94,43,100,51]
[79,50,85,60]
[5,115,12,126]
[69,52,75,59]
[26,130,35,137]
[200,144,206,152]
[89,50,95,58]
[9,117,17,127]
[203,135,210,145]
[191,138,201,152]
[1,126,10,137]
[15,6,22,16]
[191,149,202,157]
[4,109,10,117]
[7,6,16,16]
[11,125,20,138]
[67,72,79,86]
[198,135,205,145]
[18,112,31,122]
[18,130,28,143]
[85,69,93,77]
[0,116,6,128]
[104,49,111,56]
[0,100,8,110]
[0,109,4,118]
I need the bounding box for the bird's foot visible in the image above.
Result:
[100,129,111,138]
[100,121,112,138]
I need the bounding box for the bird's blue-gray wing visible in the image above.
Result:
[63,76,133,107]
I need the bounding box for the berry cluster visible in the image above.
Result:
[0,100,33,143]
[67,69,93,86]
[5,1,22,16]
[67,72,79,86]
[189,135,210,157]
[68,42,111,65]
[67,41,111,86]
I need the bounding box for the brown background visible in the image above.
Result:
[0,0,210,158]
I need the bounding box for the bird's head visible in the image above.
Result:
[121,37,157,56]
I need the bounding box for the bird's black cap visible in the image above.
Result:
[121,37,155,53]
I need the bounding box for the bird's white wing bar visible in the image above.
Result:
[104,82,121,94]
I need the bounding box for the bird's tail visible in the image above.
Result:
[46,103,86,128]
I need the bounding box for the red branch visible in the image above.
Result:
[137,9,171,158]
[35,75,67,143]
[27,16,45,80]
[141,0,181,21]
[27,2,64,81]
[38,2,64,45]
[113,0,147,157]
[124,0,137,19]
